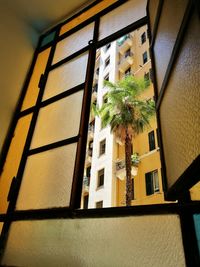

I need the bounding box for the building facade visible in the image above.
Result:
[82,25,166,209]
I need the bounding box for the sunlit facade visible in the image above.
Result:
[81,25,166,209]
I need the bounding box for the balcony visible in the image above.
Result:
[115,158,138,180]
[88,123,95,139]
[117,34,133,55]
[118,52,134,73]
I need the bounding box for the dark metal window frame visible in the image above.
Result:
[0,0,199,265]
[148,130,156,151]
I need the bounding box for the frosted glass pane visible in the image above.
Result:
[0,114,32,214]
[31,90,83,148]
[190,182,200,201]
[41,31,56,47]
[43,53,88,100]
[148,0,159,32]
[53,23,94,64]
[99,0,146,40]
[160,11,200,188]
[194,214,200,254]
[21,49,51,110]
[154,0,188,93]
[2,215,185,267]
[16,143,77,210]
[60,0,117,35]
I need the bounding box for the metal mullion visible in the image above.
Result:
[18,83,84,118]
[28,135,79,156]
[147,2,168,197]
[0,28,60,260]
[69,18,100,210]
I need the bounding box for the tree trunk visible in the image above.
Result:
[125,128,132,206]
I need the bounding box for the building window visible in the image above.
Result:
[141,32,146,44]
[125,67,131,77]
[93,83,98,93]
[145,170,159,195]
[125,48,131,58]
[83,195,89,209]
[148,130,155,151]
[86,166,91,179]
[96,200,103,208]
[105,57,110,68]
[131,179,134,200]
[88,140,93,156]
[99,139,106,156]
[96,67,99,75]
[144,72,150,81]
[142,51,148,64]
[105,43,111,51]
[104,73,109,81]
[97,169,104,187]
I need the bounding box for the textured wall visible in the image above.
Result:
[2,215,185,267]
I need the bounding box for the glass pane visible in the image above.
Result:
[16,143,77,210]
[31,90,83,148]
[81,26,168,209]
[43,53,88,100]
[0,114,32,214]
[21,49,51,110]
[2,215,185,267]
[159,11,200,188]
[41,31,56,47]
[59,0,116,35]
[190,182,200,200]
[99,0,146,40]
[153,0,188,93]
[53,23,94,64]
[194,214,200,254]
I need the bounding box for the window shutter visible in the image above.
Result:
[145,173,153,195]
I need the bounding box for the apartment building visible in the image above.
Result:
[82,25,166,209]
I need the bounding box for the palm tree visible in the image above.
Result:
[96,75,155,206]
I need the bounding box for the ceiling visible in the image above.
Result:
[1,0,94,33]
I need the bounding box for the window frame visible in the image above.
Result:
[0,2,199,265]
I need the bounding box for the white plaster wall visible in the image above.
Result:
[0,2,38,154]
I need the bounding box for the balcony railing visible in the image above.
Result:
[118,52,133,65]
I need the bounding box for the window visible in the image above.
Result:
[99,139,106,156]
[125,48,131,58]
[144,72,149,81]
[131,179,134,200]
[104,73,109,81]
[93,83,98,92]
[88,140,93,156]
[86,166,91,178]
[96,67,99,75]
[96,200,103,208]
[141,32,146,44]
[148,131,155,151]
[105,57,110,68]
[142,51,148,64]
[145,170,159,195]
[105,43,111,51]
[125,67,131,77]
[97,169,104,187]
[83,195,89,209]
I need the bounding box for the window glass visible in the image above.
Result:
[99,0,146,40]
[16,143,77,210]
[31,90,83,148]
[148,130,156,151]
[143,51,148,64]
[97,169,104,187]
[99,139,106,156]
[40,31,56,47]
[53,23,94,64]
[43,53,88,100]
